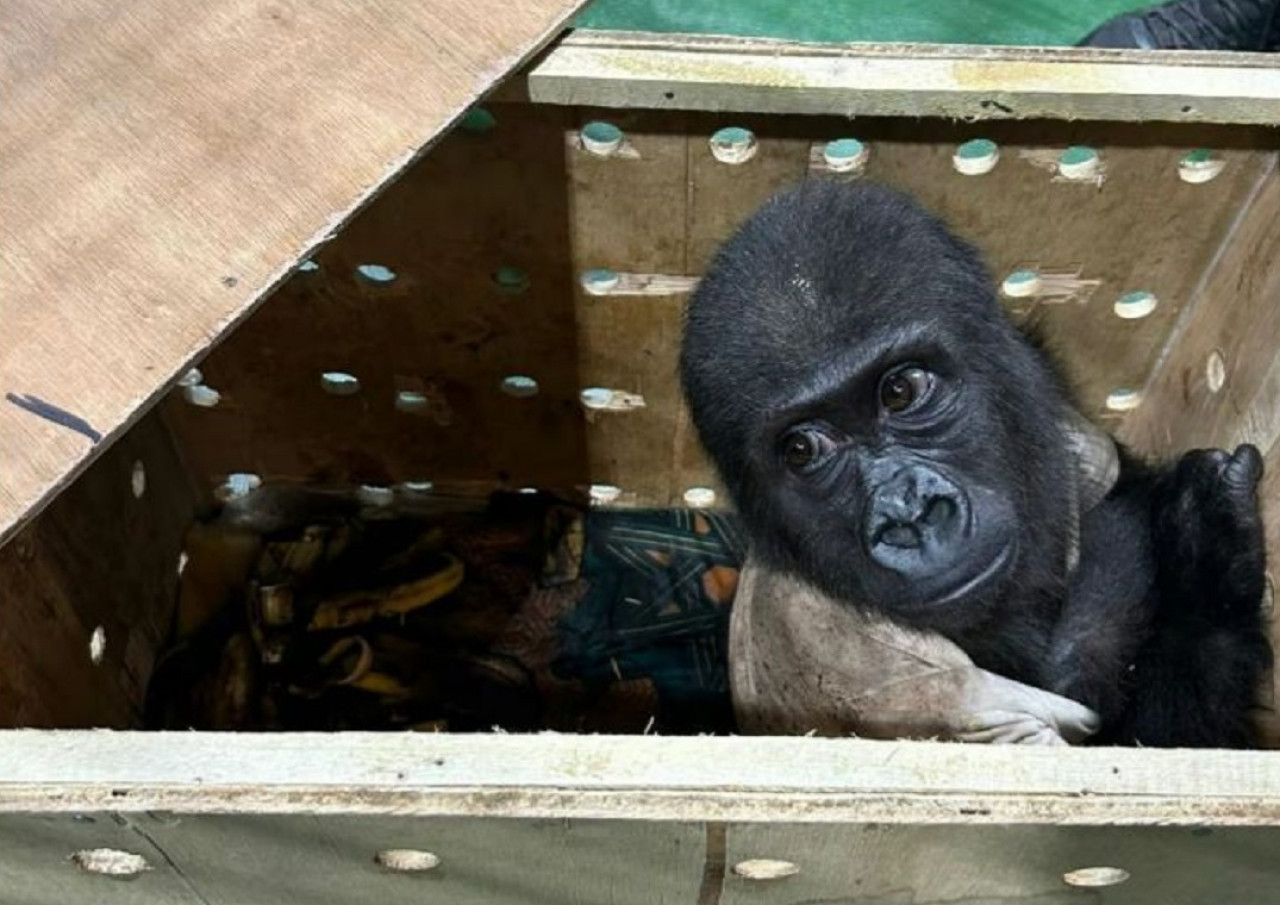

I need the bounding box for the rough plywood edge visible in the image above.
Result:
[530,31,1280,123]
[0,11,584,552]
[5,732,1280,825]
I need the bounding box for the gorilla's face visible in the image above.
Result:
[681,181,1075,635]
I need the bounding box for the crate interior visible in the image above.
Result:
[5,90,1280,743]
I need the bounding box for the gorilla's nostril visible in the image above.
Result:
[922,496,958,528]
[877,522,921,549]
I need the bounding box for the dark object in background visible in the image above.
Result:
[679,180,1272,748]
[1078,0,1280,50]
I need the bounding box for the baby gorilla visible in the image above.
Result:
[681,180,1272,747]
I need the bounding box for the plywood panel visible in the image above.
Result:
[0,0,588,547]
[0,411,195,728]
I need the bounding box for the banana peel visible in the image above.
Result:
[306,554,464,631]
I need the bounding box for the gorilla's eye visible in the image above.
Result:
[779,426,835,471]
[878,366,934,414]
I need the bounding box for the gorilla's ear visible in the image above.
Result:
[1061,407,1120,513]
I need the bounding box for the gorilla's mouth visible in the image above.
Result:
[916,540,1016,609]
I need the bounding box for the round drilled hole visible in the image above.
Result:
[355,264,397,285]
[709,127,758,164]
[953,138,999,175]
[459,107,497,133]
[88,626,106,666]
[501,375,539,398]
[1105,388,1142,412]
[320,372,361,396]
[1206,349,1227,394]
[1113,290,1158,320]
[1057,146,1100,180]
[130,461,146,498]
[1062,866,1130,888]
[376,849,441,872]
[581,120,624,156]
[580,268,621,296]
[733,859,801,881]
[71,849,150,877]
[683,487,717,508]
[1001,269,1042,298]
[822,138,869,173]
[493,265,530,293]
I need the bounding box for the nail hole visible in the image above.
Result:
[459,107,497,133]
[298,259,320,273]
[1057,146,1100,180]
[356,264,397,285]
[589,484,623,505]
[1113,290,1158,320]
[357,485,394,507]
[183,384,222,407]
[710,127,757,164]
[1179,148,1226,184]
[493,265,530,293]
[1206,349,1227,394]
[663,90,675,99]
[71,849,151,877]
[1001,269,1042,298]
[822,138,869,173]
[216,472,262,502]
[683,487,717,508]
[1062,867,1130,888]
[733,859,801,880]
[953,138,999,175]
[1105,388,1142,412]
[376,849,441,872]
[130,461,146,498]
[501,375,539,398]
[580,268,621,295]
[89,626,106,666]
[581,120,624,157]
[320,372,361,396]
[1181,104,1196,115]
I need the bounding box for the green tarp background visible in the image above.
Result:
[576,0,1154,47]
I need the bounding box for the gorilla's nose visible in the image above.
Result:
[866,466,967,573]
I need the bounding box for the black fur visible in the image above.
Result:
[681,179,1272,748]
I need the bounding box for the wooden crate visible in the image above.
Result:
[6,13,1280,902]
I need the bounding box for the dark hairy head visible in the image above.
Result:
[681,180,1076,637]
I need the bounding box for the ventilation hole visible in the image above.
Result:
[71,849,151,877]
[953,138,999,175]
[376,850,441,872]
[89,626,107,666]
[1057,146,1100,180]
[320,372,361,396]
[397,480,436,495]
[822,138,869,173]
[1113,290,1158,320]
[709,126,758,164]
[492,265,530,293]
[732,859,801,880]
[1001,269,1042,298]
[589,484,623,505]
[297,259,320,273]
[683,487,717,508]
[580,120,625,156]
[1105,388,1142,412]
[501,375,539,398]
[394,390,430,413]
[217,472,262,502]
[178,368,204,387]
[1179,148,1226,183]
[1206,349,1227,393]
[182,384,222,407]
[1062,867,1130,888]
[580,268,621,295]
[130,461,146,499]
[357,485,394,507]
[355,264,397,285]
[459,107,497,133]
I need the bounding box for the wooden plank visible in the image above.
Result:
[0,411,196,728]
[6,732,1280,824]
[530,32,1280,124]
[0,0,588,548]
[2,812,1277,904]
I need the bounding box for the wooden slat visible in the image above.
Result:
[0,0,588,547]
[531,31,1280,123]
[6,732,1280,824]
